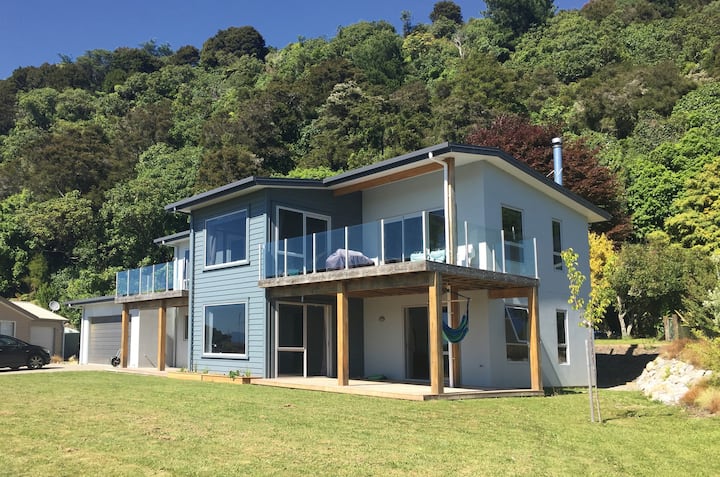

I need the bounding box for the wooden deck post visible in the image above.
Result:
[449,288,462,387]
[528,286,542,391]
[157,300,167,371]
[337,283,349,386]
[120,303,129,368]
[429,272,444,395]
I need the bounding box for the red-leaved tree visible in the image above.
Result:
[466,115,631,242]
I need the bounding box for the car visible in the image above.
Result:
[0,334,51,370]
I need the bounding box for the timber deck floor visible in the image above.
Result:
[253,376,544,401]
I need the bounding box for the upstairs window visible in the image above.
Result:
[501,207,524,263]
[205,210,248,267]
[552,220,563,270]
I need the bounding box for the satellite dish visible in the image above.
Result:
[49,301,60,312]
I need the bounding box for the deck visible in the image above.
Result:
[253,376,544,401]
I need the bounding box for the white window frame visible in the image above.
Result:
[504,305,529,362]
[557,309,569,364]
[552,219,563,271]
[274,301,332,378]
[501,206,524,264]
[275,206,331,275]
[0,320,16,336]
[381,209,444,264]
[202,301,249,359]
[204,209,249,269]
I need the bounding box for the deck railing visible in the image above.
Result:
[261,215,537,280]
[115,260,188,297]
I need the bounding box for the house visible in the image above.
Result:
[70,231,190,368]
[79,142,609,397]
[0,297,67,356]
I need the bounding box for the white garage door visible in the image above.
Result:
[30,326,55,355]
[88,316,122,364]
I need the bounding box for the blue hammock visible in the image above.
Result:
[442,298,470,343]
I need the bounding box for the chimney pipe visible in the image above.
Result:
[552,137,563,186]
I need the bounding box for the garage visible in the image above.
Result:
[30,326,56,355]
[87,316,122,364]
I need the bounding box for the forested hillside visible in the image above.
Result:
[2,0,720,334]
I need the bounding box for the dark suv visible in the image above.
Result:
[0,334,51,370]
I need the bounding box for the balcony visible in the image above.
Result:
[261,215,537,282]
[115,260,189,303]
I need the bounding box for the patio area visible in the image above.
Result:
[253,376,544,401]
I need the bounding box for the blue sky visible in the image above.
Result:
[1,0,587,80]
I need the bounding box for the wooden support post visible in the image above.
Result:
[157,301,167,371]
[337,283,349,386]
[429,272,444,395]
[449,287,461,387]
[445,156,457,265]
[120,303,129,368]
[528,286,542,391]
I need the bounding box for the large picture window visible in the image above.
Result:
[205,210,248,267]
[204,303,247,356]
[504,305,529,361]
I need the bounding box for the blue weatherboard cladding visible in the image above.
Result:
[189,191,268,376]
[189,186,365,377]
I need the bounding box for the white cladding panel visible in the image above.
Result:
[360,158,594,387]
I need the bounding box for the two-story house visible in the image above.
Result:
[75,142,608,398]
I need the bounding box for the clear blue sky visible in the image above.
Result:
[1,0,587,80]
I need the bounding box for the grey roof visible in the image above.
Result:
[65,296,116,307]
[164,142,611,222]
[165,177,324,214]
[153,230,190,245]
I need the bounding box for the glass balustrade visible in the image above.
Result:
[262,215,537,280]
[115,260,188,297]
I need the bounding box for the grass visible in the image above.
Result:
[1,372,719,476]
[595,337,662,348]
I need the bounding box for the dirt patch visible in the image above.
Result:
[595,344,660,388]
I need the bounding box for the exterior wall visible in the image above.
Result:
[362,170,444,224]
[362,159,593,388]
[190,192,268,375]
[77,301,123,365]
[189,188,363,377]
[0,302,66,356]
[363,291,501,388]
[481,163,592,387]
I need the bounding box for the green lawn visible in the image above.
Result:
[1,372,718,476]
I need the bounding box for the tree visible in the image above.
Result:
[466,114,631,241]
[201,26,268,67]
[484,0,555,46]
[665,156,720,251]
[331,22,405,91]
[101,144,199,267]
[510,11,616,83]
[588,232,618,335]
[609,232,689,337]
[430,1,463,24]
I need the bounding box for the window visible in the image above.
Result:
[552,220,563,270]
[557,310,568,364]
[502,207,524,262]
[205,210,248,267]
[276,207,330,275]
[0,320,15,336]
[504,306,528,361]
[383,210,445,263]
[204,303,247,356]
[383,214,423,263]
